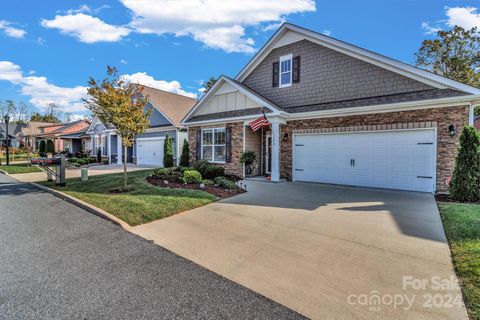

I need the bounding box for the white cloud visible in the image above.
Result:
[120,59,128,64]
[0,60,88,113]
[36,37,46,45]
[322,30,332,36]
[421,22,442,35]
[0,20,26,38]
[445,7,480,29]
[0,61,23,82]
[122,0,316,52]
[121,72,197,98]
[41,13,131,43]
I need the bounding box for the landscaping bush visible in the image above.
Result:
[179,138,190,167]
[174,166,189,174]
[194,159,210,175]
[152,167,182,182]
[163,135,174,168]
[214,176,236,190]
[76,159,87,166]
[203,165,225,179]
[38,140,46,156]
[450,126,480,202]
[182,170,202,184]
[68,157,79,163]
[46,140,55,155]
[97,148,102,163]
[201,179,214,186]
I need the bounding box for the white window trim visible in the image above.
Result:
[201,127,226,163]
[279,54,293,88]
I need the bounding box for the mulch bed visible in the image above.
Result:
[146,177,246,199]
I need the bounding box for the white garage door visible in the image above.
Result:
[293,129,436,192]
[137,138,165,166]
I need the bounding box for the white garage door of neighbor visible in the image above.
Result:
[293,129,436,192]
[137,138,165,166]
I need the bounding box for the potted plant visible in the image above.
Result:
[240,151,256,176]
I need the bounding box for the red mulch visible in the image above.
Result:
[146,177,246,199]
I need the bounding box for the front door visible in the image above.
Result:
[265,133,272,174]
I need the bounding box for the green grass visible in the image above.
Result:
[438,202,480,320]
[0,153,39,162]
[0,163,42,174]
[39,170,217,226]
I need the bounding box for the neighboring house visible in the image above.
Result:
[21,121,57,151]
[474,115,480,131]
[0,123,26,148]
[182,23,480,194]
[88,85,196,165]
[37,120,91,154]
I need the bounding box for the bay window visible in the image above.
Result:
[202,128,226,162]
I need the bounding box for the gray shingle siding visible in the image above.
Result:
[242,40,434,108]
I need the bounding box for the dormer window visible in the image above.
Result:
[279,54,292,87]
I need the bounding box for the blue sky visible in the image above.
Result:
[1,0,479,120]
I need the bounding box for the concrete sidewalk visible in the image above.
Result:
[132,181,467,320]
[12,164,155,182]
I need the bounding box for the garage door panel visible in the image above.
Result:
[137,138,165,166]
[293,130,436,192]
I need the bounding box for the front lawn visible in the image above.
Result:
[438,202,480,320]
[0,163,43,174]
[39,170,217,226]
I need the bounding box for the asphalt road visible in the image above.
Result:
[0,174,304,320]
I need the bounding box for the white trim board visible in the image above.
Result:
[236,23,480,94]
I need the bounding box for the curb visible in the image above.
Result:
[0,169,9,175]
[31,182,131,231]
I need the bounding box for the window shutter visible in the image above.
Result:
[225,127,232,163]
[272,61,279,87]
[292,56,301,83]
[196,130,201,161]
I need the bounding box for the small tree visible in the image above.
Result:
[84,66,152,190]
[163,135,174,167]
[179,138,190,167]
[46,140,55,155]
[450,126,480,202]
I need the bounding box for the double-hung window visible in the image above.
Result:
[279,54,292,87]
[202,128,226,162]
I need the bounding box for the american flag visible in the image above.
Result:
[249,114,270,132]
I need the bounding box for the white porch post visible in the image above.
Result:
[269,117,285,182]
[116,134,122,165]
[106,132,111,164]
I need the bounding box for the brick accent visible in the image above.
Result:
[188,122,244,177]
[280,105,470,193]
[243,40,432,108]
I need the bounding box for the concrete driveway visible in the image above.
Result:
[132,181,467,320]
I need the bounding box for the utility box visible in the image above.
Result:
[81,168,88,181]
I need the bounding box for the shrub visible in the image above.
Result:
[182,170,202,184]
[76,159,87,166]
[153,167,182,182]
[174,166,189,174]
[194,159,210,176]
[68,157,79,163]
[38,140,46,155]
[46,140,55,155]
[240,151,256,165]
[179,138,190,167]
[201,179,214,186]
[163,135,174,168]
[214,176,236,189]
[203,165,225,179]
[450,126,480,202]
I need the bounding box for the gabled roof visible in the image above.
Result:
[236,23,480,95]
[38,120,90,137]
[140,85,197,127]
[182,75,284,124]
[23,121,57,136]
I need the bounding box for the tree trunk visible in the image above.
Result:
[123,145,128,190]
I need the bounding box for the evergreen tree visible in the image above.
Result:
[179,139,190,167]
[450,126,480,202]
[163,135,174,167]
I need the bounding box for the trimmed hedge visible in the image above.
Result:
[183,170,202,184]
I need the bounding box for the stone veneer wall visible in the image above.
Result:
[188,122,244,177]
[279,105,469,193]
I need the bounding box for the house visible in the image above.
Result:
[21,121,57,151]
[37,120,91,154]
[475,115,480,130]
[88,85,197,165]
[182,23,480,194]
[0,123,25,148]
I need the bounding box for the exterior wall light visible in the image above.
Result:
[283,132,289,141]
[448,124,456,138]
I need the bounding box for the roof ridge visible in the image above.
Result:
[139,84,197,101]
